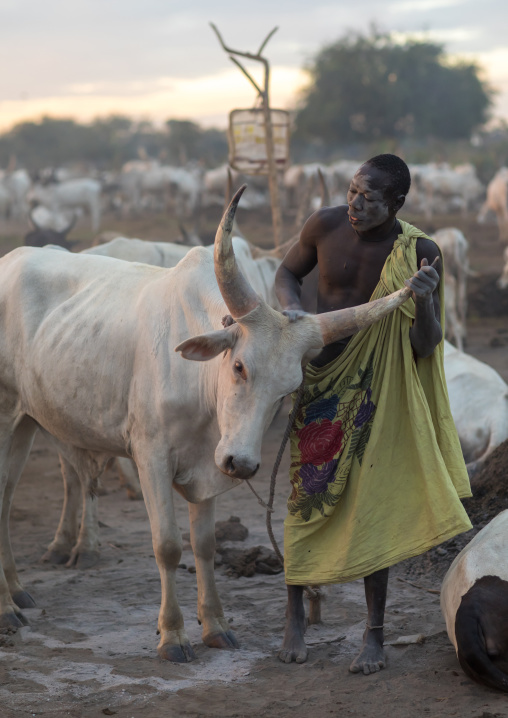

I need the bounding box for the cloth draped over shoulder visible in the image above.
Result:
[284,220,472,586]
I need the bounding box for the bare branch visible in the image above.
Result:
[257,26,278,56]
[229,56,263,96]
[209,22,229,53]
[210,21,274,67]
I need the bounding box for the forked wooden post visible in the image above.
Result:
[210,23,284,248]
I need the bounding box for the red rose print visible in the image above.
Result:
[296,419,344,465]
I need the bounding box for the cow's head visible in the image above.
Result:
[176,186,410,480]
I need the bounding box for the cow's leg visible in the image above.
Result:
[0,417,37,626]
[188,498,239,651]
[41,454,81,565]
[136,453,194,662]
[66,478,100,569]
[66,497,99,569]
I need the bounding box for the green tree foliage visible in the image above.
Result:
[0,116,228,170]
[294,30,494,143]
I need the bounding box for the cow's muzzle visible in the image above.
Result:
[217,453,260,480]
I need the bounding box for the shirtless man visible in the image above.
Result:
[275,154,442,675]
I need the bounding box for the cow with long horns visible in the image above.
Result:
[0,186,410,662]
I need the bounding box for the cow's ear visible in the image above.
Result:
[175,328,238,361]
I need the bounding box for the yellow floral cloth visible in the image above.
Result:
[284,221,472,585]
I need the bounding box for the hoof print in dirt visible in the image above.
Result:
[12,590,36,609]
[158,642,197,663]
[217,545,283,577]
[215,516,249,543]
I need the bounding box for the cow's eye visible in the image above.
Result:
[234,360,246,378]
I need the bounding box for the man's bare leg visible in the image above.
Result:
[278,585,308,664]
[350,567,388,675]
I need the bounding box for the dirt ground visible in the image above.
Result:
[0,210,508,718]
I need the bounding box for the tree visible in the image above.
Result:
[294,29,494,143]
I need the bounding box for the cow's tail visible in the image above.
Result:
[455,596,508,692]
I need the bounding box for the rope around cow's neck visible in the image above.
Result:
[246,370,320,603]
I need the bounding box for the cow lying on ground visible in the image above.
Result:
[0,186,410,661]
[441,510,508,692]
[443,341,508,476]
[42,233,281,567]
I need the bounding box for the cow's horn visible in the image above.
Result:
[316,286,412,345]
[214,184,261,318]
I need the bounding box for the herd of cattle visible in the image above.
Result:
[1,158,508,233]
[0,166,507,689]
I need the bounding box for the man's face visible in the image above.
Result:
[347,164,394,232]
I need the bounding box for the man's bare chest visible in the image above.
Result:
[316,233,395,297]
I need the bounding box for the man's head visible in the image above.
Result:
[347,154,411,233]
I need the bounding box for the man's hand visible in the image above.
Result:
[404,257,440,300]
[282,309,309,322]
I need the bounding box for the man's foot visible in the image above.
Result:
[349,627,385,675]
[278,614,308,664]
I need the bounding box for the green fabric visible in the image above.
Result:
[284,220,472,586]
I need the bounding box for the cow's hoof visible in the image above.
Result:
[66,550,100,570]
[0,610,27,630]
[12,590,36,609]
[158,642,197,663]
[203,629,240,650]
[41,548,70,565]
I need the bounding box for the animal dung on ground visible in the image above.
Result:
[214,515,249,543]
[216,545,283,577]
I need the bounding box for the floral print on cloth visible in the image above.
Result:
[288,351,376,522]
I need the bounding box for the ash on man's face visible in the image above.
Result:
[347,164,397,233]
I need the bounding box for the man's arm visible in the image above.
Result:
[275,212,321,315]
[405,238,443,358]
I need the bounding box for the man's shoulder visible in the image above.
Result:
[415,235,440,262]
[304,204,348,234]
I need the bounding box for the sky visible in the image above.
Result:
[1,0,508,132]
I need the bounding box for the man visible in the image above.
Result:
[274,154,472,675]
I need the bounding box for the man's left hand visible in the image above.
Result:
[404,257,440,300]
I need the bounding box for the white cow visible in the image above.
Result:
[477,167,508,241]
[120,161,202,217]
[3,169,31,219]
[29,178,102,232]
[42,234,280,566]
[444,341,508,475]
[433,228,471,351]
[441,510,508,692]
[498,246,508,289]
[416,163,484,218]
[0,187,410,660]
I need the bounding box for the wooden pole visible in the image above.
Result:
[210,24,284,248]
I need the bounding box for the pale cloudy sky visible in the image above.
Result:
[1,0,507,131]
